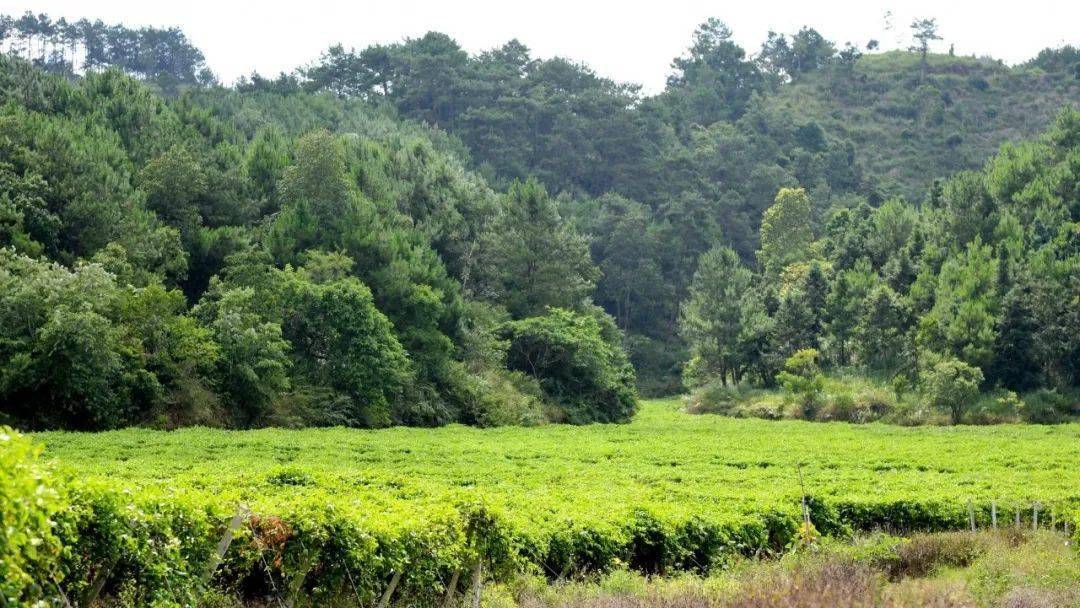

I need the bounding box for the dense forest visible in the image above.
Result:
[0,12,1077,430]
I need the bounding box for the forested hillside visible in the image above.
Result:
[299,21,1079,390]
[0,45,629,430]
[0,12,1077,430]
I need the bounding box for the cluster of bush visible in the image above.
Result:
[689,348,1078,424]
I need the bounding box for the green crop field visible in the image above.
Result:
[25,399,1080,605]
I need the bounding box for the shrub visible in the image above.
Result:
[0,427,66,604]
[966,391,1022,425]
[819,376,897,423]
[886,392,936,425]
[691,374,899,423]
[888,532,986,578]
[737,395,788,420]
[503,307,637,424]
[777,349,824,419]
[1019,389,1078,424]
[464,369,547,427]
[686,380,757,416]
[850,386,897,420]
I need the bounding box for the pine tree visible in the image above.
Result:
[679,246,753,385]
[988,285,1041,391]
[855,284,910,370]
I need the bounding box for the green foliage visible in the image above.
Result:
[777,349,825,418]
[826,258,877,364]
[278,272,411,427]
[0,58,543,430]
[0,251,212,429]
[679,246,753,386]
[291,23,1080,391]
[917,239,1000,369]
[0,19,1078,427]
[503,308,637,423]
[477,179,597,318]
[988,285,1040,391]
[138,144,209,232]
[665,18,764,125]
[919,354,984,424]
[855,284,911,371]
[0,427,65,605]
[1019,389,1079,424]
[758,187,814,277]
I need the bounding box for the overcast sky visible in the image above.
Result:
[2,1,1076,93]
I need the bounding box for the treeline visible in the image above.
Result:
[680,111,1079,423]
[0,11,213,92]
[294,20,1079,391]
[0,53,631,430]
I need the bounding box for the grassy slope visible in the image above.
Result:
[770,51,1080,199]
[36,399,1080,533]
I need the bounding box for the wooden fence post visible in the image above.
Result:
[376,571,402,608]
[80,555,119,607]
[203,504,250,585]
[967,499,975,532]
[1015,504,1021,528]
[284,551,319,608]
[470,559,484,608]
[991,500,997,530]
[442,568,462,608]
[1033,502,1040,531]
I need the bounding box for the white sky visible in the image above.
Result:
[2,1,1076,93]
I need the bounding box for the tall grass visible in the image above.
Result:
[501,530,1078,608]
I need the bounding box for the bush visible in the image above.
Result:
[0,427,66,604]
[503,307,637,424]
[819,376,897,423]
[1019,389,1079,424]
[777,349,825,419]
[463,369,547,427]
[690,373,899,423]
[889,532,986,578]
[685,380,756,415]
[966,391,1022,425]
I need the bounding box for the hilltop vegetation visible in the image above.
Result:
[761,50,1080,199]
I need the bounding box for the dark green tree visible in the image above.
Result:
[477,179,597,318]
[679,246,753,385]
[503,307,636,424]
